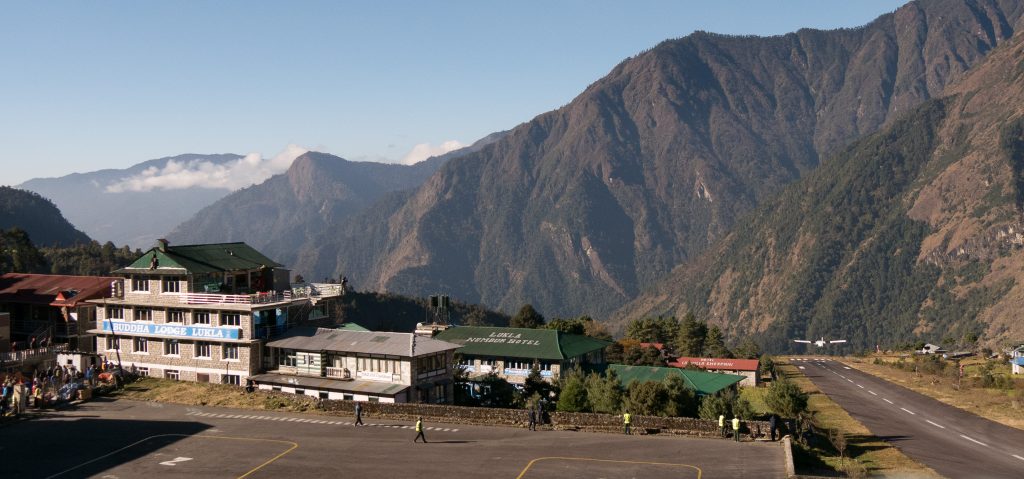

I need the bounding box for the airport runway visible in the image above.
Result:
[0,398,787,478]
[793,358,1024,478]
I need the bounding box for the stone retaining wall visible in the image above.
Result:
[320,400,771,437]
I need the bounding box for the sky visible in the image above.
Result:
[1,0,908,188]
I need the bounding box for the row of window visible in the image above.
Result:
[414,353,447,372]
[134,367,240,385]
[109,337,239,360]
[107,307,241,327]
[268,386,379,402]
[130,276,184,293]
[458,358,554,371]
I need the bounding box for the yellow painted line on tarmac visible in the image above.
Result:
[44,433,298,479]
[516,456,702,479]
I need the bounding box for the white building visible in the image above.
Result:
[252,327,461,403]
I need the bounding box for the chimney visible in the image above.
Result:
[157,238,169,252]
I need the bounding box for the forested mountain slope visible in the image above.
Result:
[614,29,1024,351]
[0,186,90,247]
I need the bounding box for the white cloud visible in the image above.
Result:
[399,140,464,165]
[105,144,308,193]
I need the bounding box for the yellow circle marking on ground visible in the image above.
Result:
[516,456,702,479]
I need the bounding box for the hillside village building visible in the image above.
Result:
[0,273,118,351]
[667,357,760,387]
[89,241,342,385]
[1011,345,1024,375]
[434,326,610,385]
[252,327,461,403]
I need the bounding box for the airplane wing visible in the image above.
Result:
[793,340,812,343]
[829,340,847,344]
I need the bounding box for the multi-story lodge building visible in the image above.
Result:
[89,240,342,385]
[251,327,462,403]
[434,326,610,385]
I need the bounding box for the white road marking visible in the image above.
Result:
[960,434,988,447]
[925,420,945,429]
[1012,454,1024,462]
[883,398,894,404]
[159,457,193,466]
[900,408,916,415]
[843,367,851,370]
[799,366,805,369]
[839,375,846,379]
[868,391,877,396]
[847,379,854,383]
[857,384,865,389]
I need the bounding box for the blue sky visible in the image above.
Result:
[1,1,907,186]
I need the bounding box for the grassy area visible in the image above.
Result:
[843,355,1024,430]
[778,361,939,478]
[110,377,322,412]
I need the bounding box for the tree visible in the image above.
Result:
[546,317,586,335]
[604,341,625,364]
[732,337,761,360]
[522,364,551,401]
[764,378,809,418]
[477,372,518,408]
[556,369,590,412]
[511,304,546,329]
[675,313,707,356]
[662,374,697,417]
[0,228,46,274]
[625,381,669,416]
[698,392,732,420]
[585,369,623,414]
[704,326,732,358]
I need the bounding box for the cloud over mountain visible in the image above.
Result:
[105,144,308,192]
[399,140,464,165]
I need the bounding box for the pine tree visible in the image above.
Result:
[557,370,590,412]
[511,304,546,329]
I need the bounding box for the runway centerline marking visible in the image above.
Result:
[1013,454,1024,462]
[868,391,877,395]
[925,420,945,429]
[900,408,916,415]
[959,434,988,447]
[883,399,894,404]
[857,385,864,389]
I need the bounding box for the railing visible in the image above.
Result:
[0,344,68,365]
[179,291,292,305]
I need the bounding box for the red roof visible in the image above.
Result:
[0,273,119,307]
[639,342,665,350]
[668,356,760,371]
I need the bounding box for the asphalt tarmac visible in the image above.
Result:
[793,357,1024,478]
[0,397,788,478]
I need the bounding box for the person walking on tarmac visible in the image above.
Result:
[528,407,537,431]
[414,416,427,443]
[769,413,778,441]
[732,416,742,442]
[354,402,364,426]
[623,411,632,435]
[719,414,727,438]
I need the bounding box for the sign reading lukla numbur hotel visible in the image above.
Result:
[462,331,541,346]
[101,320,240,340]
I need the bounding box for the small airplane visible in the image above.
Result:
[794,337,847,347]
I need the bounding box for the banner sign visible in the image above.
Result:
[102,320,240,340]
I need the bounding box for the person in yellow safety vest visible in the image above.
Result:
[719,414,726,437]
[732,416,741,442]
[623,412,632,435]
[414,416,427,443]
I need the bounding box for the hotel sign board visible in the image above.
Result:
[102,320,240,340]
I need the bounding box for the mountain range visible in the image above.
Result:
[288,0,1024,326]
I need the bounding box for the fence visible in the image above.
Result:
[0,344,68,368]
[179,291,292,305]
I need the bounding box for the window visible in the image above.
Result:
[136,367,149,377]
[162,276,181,293]
[343,394,354,401]
[195,342,211,358]
[295,389,305,396]
[167,310,185,324]
[433,383,447,403]
[222,374,240,386]
[318,392,329,399]
[368,397,379,403]
[197,373,210,383]
[165,370,179,381]
[272,386,282,392]
[134,308,152,322]
[280,350,298,367]
[107,337,120,351]
[107,307,124,320]
[192,311,210,325]
[133,337,148,353]
[221,313,241,327]
[131,276,149,292]
[165,339,179,356]
[223,344,239,360]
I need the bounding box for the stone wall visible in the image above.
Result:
[319,399,770,437]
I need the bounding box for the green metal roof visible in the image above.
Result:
[114,242,283,275]
[434,326,611,361]
[608,364,745,396]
